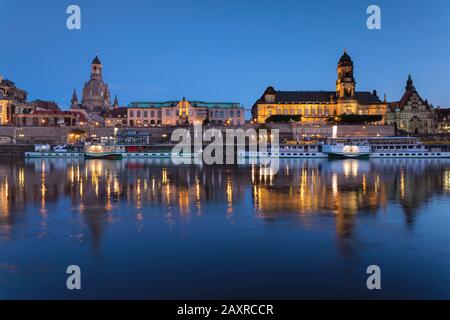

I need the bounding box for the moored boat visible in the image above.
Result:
[25,144,84,158]
[238,137,450,159]
[322,140,371,158]
[84,144,124,160]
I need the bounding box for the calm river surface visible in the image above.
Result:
[0,158,450,299]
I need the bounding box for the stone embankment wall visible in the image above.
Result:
[0,144,33,157]
[0,126,115,144]
[0,124,399,156]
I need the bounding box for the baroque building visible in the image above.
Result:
[104,96,128,127]
[436,108,450,134]
[0,75,27,103]
[0,75,28,125]
[105,107,128,127]
[386,75,437,135]
[72,56,112,113]
[251,51,387,124]
[125,97,245,127]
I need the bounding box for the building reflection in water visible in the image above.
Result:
[0,158,449,249]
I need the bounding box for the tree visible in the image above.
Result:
[333,114,383,124]
[265,115,302,123]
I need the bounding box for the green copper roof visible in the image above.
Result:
[129,101,243,109]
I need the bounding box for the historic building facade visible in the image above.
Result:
[0,99,9,125]
[105,107,128,127]
[12,110,84,127]
[0,75,27,103]
[127,98,245,127]
[0,75,28,125]
[71,56,112,113]
[251,51,387,124]
[436,108,450,134]
[386,75,437,134]
[0,75,68,125]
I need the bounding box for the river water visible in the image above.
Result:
[0,158,449,299]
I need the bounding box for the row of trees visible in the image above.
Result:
[265,114,383,124]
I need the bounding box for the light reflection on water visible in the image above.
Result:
[0,158,450,299]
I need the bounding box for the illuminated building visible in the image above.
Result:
[0,99,10,125]
[251,51,387,124]
[105,106,128,127]
[386,75,437,134]
[128,97,245,126]
[12,109,90,127]
[0,75,28,125]
[79,56,112,113]
[0,75,27,103]
[436,108,450,134]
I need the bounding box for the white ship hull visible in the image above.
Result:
[242,151,328,158]
[370,152,450,158]
[25,152,84,158]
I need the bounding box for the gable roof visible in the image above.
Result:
[129,100,242,109]
[389,75,432,111]
[389,89,430,111]
[31,99,60,111]
[105,107,128,118]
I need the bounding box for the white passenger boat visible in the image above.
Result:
[240,144,328,159]
[121,151,197,158]
[25,144,198,159]
[25,144,84,158]
[84,144,125,160]
[331,137,450,158]
[322,140,371,158]
[238,137,450,159]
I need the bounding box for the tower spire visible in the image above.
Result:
[113,95,119,109]
[91,55,103,80]
[71,89,79,109]
[406,74,414,91]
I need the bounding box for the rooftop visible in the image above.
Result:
[129,100,243,109]
[255,89,382,105]
[105,107,128,117]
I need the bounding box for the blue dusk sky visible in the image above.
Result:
[1,0,450,116]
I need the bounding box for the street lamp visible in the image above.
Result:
[114,127,119,145]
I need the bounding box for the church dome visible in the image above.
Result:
[338,51,353,66]
[81,55,110,112]
[82,78,111,112]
